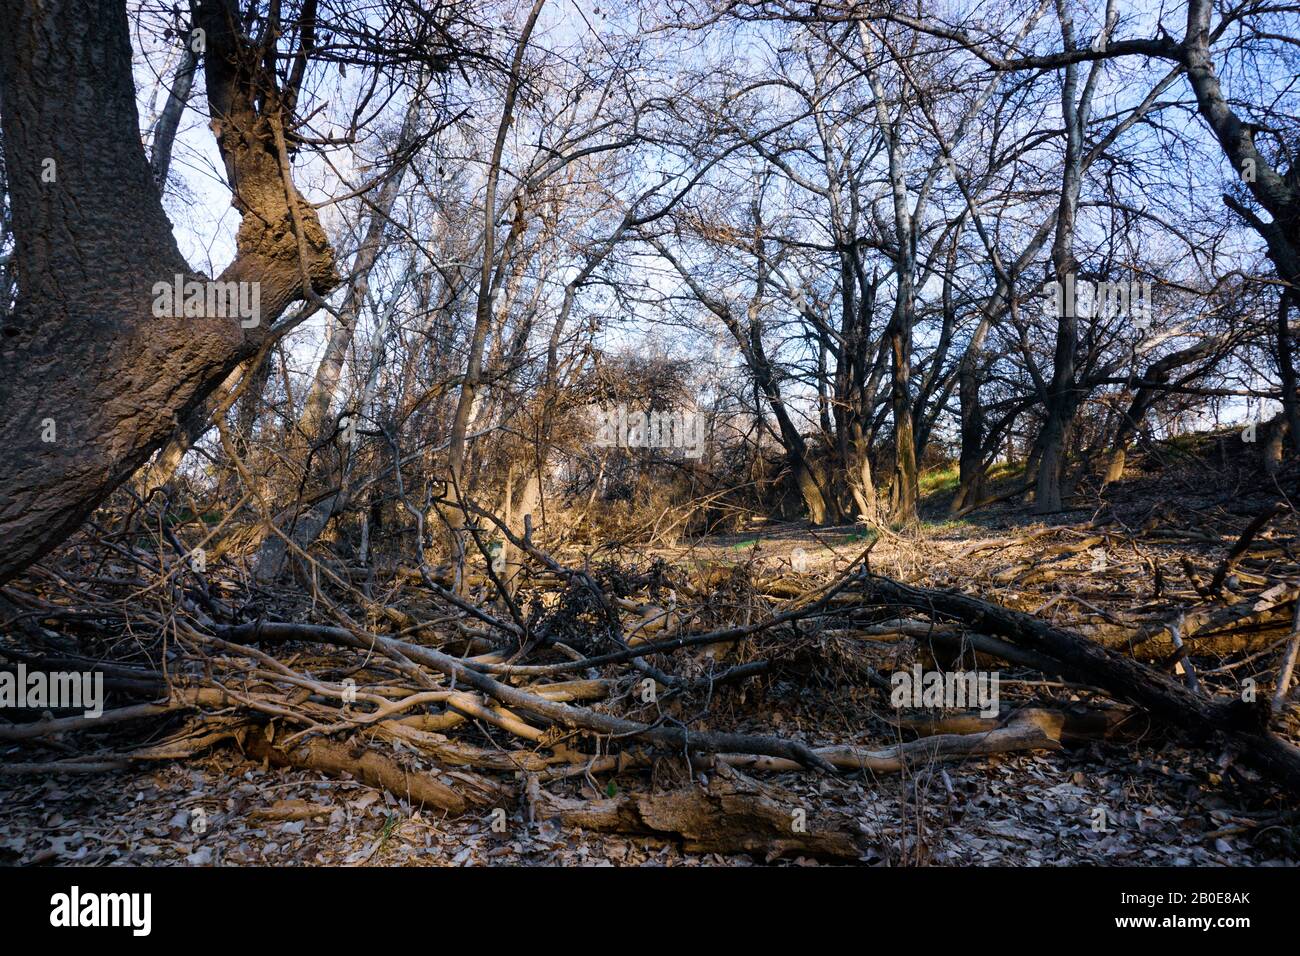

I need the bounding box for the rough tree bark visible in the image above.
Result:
[0,0,337,584]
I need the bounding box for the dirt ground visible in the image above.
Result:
[3,737,1295,866]
[3,432,1299,866]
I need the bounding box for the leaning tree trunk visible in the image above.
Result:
[0,0,337,585]
[1103,339,1223,483]
[147,1,200,193]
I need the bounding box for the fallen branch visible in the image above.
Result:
[855,574,1300,790]
[719,712,1063,773]
[528,763,868,862]
[242,728,470,814]
[218,620,840,772]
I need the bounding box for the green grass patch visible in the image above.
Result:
[986,459,1023,483]
[918,462,961,498]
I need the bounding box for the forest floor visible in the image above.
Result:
[3,428,1299,866]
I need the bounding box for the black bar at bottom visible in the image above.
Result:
[0,865,1281,944]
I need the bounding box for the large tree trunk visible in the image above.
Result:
[1276,292,1300,454]
[1034,399,1073,513]
[0,0,337,584]
[843,420,877,522]
[1033,8,1090,515]
[134,366,241,495]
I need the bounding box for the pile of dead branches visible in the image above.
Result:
[3,495,1300,862]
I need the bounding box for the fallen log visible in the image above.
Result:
[893,706,1145,744]
[1095,585,1300,656]
[242,728,469,815]
[528,764,868,862]
[856,575,1300,790]
[719,714,1062,773]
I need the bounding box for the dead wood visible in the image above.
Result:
[719,715,1062,773]
[528,764,868,862]
[1209,501,1289,596]
[893,706,1145,744]
[249,799,334,822]
[1273,603,1300,714]
[218,620,841,772]
[242,728,471,815]
[855,574,1300,790]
